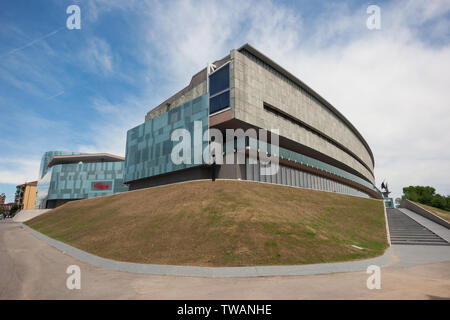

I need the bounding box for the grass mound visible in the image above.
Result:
[26,180,388,267]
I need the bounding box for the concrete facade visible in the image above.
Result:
[145,82,207,121]
[145,55,230,121]
[231,48,374,183]
[15,181,37,210]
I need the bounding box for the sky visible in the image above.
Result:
[0,0,449,203]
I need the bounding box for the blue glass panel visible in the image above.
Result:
[124,94,209,182]
[209,64,229,96]
[38,151,83,179]
[209,91,230,114]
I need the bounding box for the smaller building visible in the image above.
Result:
[15,181,37,210]
[36,151,129,209]
[0,203,14,215]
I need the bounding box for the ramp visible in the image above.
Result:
[13,209,51,222]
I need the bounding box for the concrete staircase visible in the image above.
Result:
[386,208,449,246]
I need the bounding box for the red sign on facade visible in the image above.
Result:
[92,181,112,190]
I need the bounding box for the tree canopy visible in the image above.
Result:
[402,186,450,211]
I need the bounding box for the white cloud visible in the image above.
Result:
[80,36,114,75]
[4,0,449,202]
[76,96,150,156]
[0,158,40,184]
[143,0,246,84]
[0,40,65,98]
[83,0,139,22]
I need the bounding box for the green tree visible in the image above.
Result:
[402,185,450,212]
[431,194,446,210]
[10,204,19,216]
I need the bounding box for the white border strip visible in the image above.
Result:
[383,200,392,246]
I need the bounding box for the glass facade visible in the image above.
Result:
[36,152,128,209]
[209,63,230,114]
[124,94,209,183]
[209,63,230,96]
[38,151,82,179]
[210,91,230,114]
[36,170,52,208]
[384,198,394,208]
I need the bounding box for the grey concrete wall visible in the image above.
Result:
[128,166,212,190]
[46,199,79,209]
[128,163,247,191]
[145,81,207,121]
[231,49,375,184]
[217,153,246,180]
[400,199,450,229]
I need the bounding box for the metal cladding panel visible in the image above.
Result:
[36,162,128,208]
[38,151,82,179]
[244,160,369,198]
[124,94,209,183]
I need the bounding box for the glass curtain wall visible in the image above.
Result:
[124,94,209,182]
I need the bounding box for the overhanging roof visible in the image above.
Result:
[47,153,125,168]
[145,55,231,121]
[237,43,375,167]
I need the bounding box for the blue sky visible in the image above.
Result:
[1,0,449,202]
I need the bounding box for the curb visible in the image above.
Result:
[21,223,394,278]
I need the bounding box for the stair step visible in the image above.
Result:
[386,208,449,246]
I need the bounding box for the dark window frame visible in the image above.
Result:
[209,63,230,97]
[209,62,231,115]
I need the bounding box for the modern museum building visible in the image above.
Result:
[124,44,382,199]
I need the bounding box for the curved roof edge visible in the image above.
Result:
[145,55,231,121]
[237,43,375,168]
[47,153,125,168]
